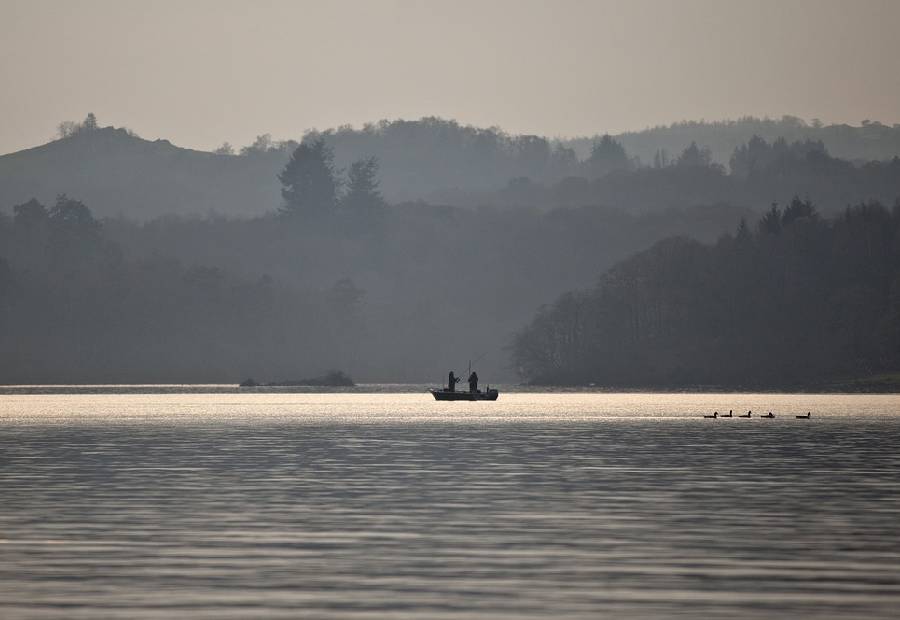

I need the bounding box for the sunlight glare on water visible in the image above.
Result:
[2,390,900,619]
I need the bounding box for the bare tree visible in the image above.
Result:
[57,121,79,139]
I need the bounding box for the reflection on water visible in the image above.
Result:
[2,392,900,618]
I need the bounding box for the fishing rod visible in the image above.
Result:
[466,352,487,376]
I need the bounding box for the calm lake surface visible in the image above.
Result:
[2,390,900,619]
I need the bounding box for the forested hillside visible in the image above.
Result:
[2,121,899,385]
[0,125,282,220]
[512,199,900,388]
[571,116,900,167]
[0,189,750,383]
[2,115,899,221]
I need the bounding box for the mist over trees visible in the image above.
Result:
[278,139,339,218]
[294,117,900,210]
[342,157,385,213]
[512,199,900,388]
[56,112,101,139]
[568,115,900,167]
[1,115,900,385]
[444,135,900,214]
[0,194,346,382]
[0,184,752,383]
[3,115,900,222]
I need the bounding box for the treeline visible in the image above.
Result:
[4,115,900,222]
[233,117,581,202]
[231,116,900,208]
[0,195,360,382]
[0,149,752,382]
[511,199,900,388]
[3,132,898,384]
[608,116,900,167]
[435,137,900,214]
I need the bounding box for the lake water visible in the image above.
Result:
[2,390,900,619]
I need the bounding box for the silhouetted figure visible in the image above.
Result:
[722,410,733,418]
[796,411,811,419]
[468,371,478,393]
[739,410,752,418]
[448,371,460,392]
[762,411,775,419]
[703,411,718,418]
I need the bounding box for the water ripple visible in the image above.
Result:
[1,392,899,618]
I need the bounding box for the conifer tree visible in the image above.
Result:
[278,139,338,217]
[342,157,384,212]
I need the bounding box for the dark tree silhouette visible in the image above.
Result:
[676,141,714,168]
[50,194,100,232]
[241,134,274,155]
[730,135,772,177]
[342,157,385,212]
[278,139,338,217]
[512,199,900,388]
[782,196,817,225]
[13,198,49,229]
[57,121,79,139]
[585,135,631,177]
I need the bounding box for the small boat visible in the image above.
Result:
[796,412,811,419]
[430,388,499,401]
[434,363,497,400]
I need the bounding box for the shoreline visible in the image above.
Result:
[1,382,898,395]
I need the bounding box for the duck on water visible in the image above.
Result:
[703,410,810,419]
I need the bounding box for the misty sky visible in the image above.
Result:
[1,0,899,155]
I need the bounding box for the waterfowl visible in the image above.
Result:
[703,411,719,419]
[739,410,751,418]
[722,410,733,418]
[762,411,775,419]
[796,412,811,419]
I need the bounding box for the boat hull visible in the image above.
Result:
[430,389,499,401]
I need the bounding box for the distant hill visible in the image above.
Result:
[598,116,900,166]
[0,127,283,220]
[511,200,900,388]
[2,116,899,220]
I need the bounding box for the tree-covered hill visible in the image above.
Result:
[2,125,898,384]
[511,199,900,388]
[2,115,899,221]
[0,124,283,220]
[571,116,900,167]
[0,193,752,383]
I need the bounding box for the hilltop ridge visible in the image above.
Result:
[0,126,282,220]
[2,116,899,221]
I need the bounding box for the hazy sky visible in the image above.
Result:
[1,0,899,154]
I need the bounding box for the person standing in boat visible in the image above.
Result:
[468,370,479,393]
[448,371,460,392]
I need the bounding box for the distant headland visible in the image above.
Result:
[239,371,355,388]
